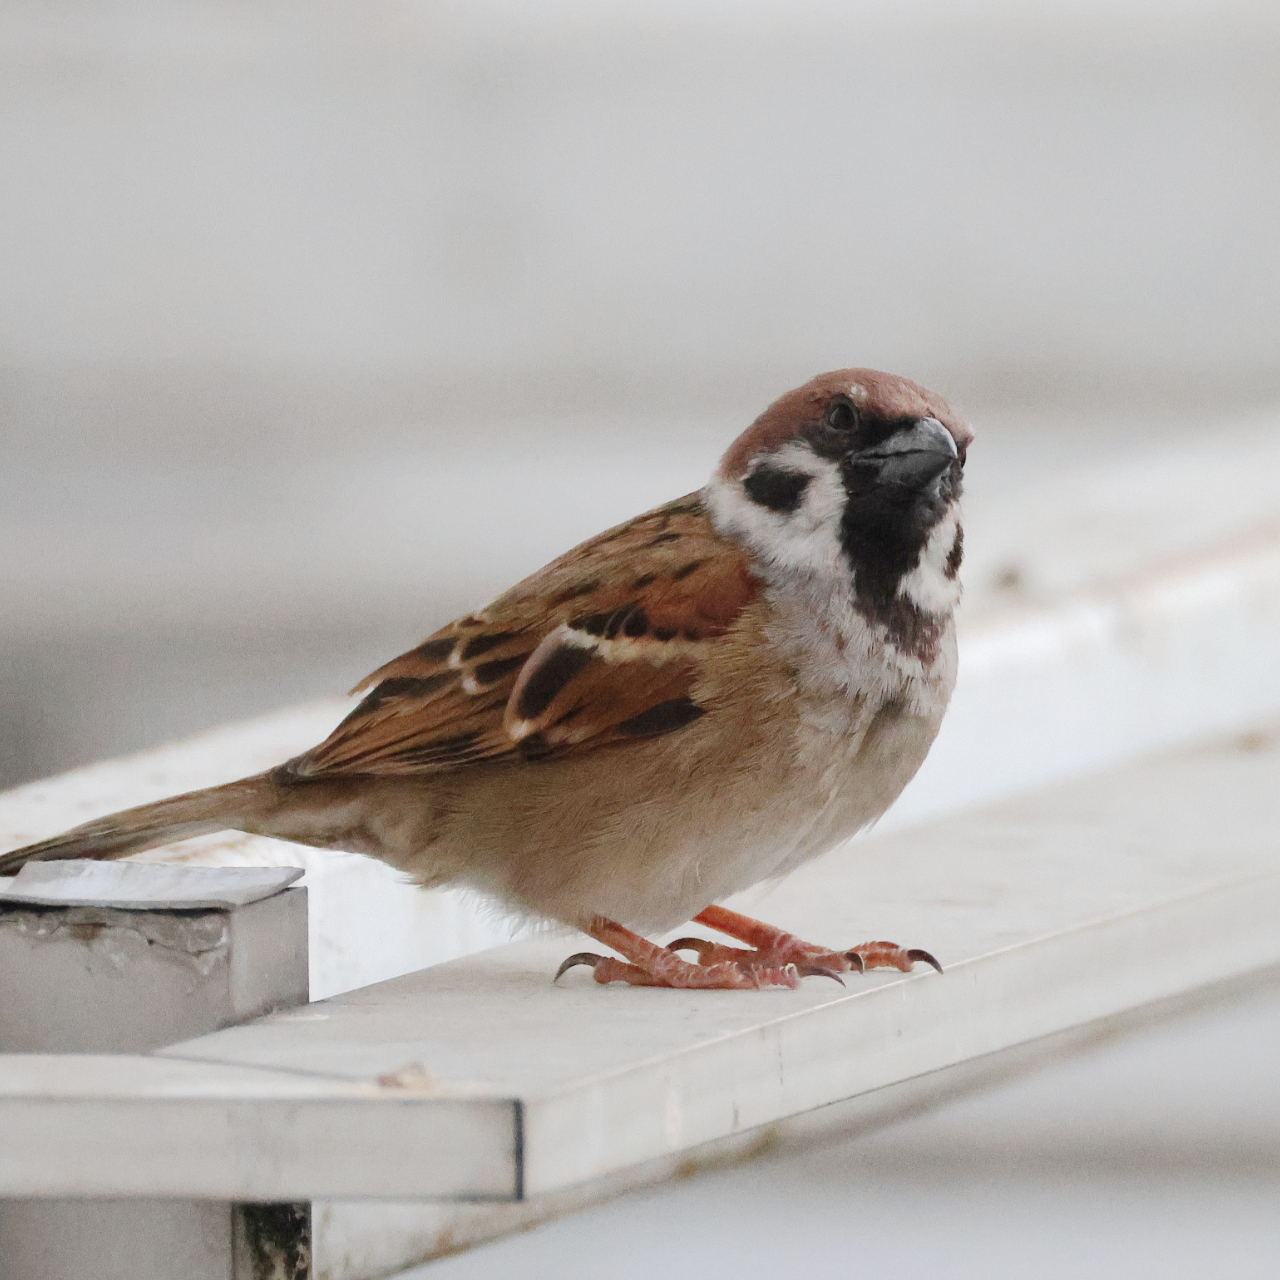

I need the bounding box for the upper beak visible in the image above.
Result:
[854,417,959,489]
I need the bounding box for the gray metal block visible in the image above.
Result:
[0,888,307,1053]
[0,1200,311,1280]
[0,872,310,1278]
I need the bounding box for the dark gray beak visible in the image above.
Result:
[855,417,958,490]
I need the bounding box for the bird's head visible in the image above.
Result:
[706,369,971,635]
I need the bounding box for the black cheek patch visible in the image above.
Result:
[514,644,594,720]
[617,698,707,737]
[743,465,811,513]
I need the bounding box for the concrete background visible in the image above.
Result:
[2,0,1279,785]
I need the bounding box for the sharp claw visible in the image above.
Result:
[843,950,866,973]
[797,966,845,986]
[666,936,713,957]
[554,952,604,982]
[907,948,944,974]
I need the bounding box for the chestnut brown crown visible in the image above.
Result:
[718,369,972,481]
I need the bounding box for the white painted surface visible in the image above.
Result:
[0,1056,517,1201]
[2,725,1277,1212]
[0,861,302,909]
[410,968,1280,1280]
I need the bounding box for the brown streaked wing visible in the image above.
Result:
[287,494,759,778]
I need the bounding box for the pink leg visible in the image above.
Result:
[672,904,942,975]
[554,917,844,990]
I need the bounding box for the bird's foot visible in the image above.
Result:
[665,936,940,975]
[554,917,842,990]
[669,904,943,976]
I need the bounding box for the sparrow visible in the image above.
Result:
[0,369,971,990]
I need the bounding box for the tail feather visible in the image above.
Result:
[0,774,277,876]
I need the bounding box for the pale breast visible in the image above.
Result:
[750,573,958,877]
[387,564,956,934]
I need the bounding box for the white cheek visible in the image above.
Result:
[704,447,849,585]
[898,507,963,615]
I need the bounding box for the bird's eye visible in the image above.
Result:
[826,400,858,432]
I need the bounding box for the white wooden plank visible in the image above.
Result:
[148,726,1280,1199]
[0,1057,517,1201]
[1,728,1277,1203]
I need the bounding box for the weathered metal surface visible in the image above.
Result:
[1,728,1278,1212]
[0,888,307,1053]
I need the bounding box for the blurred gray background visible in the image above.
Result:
[3,0,1278,787]
[4,4,1280,1277]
